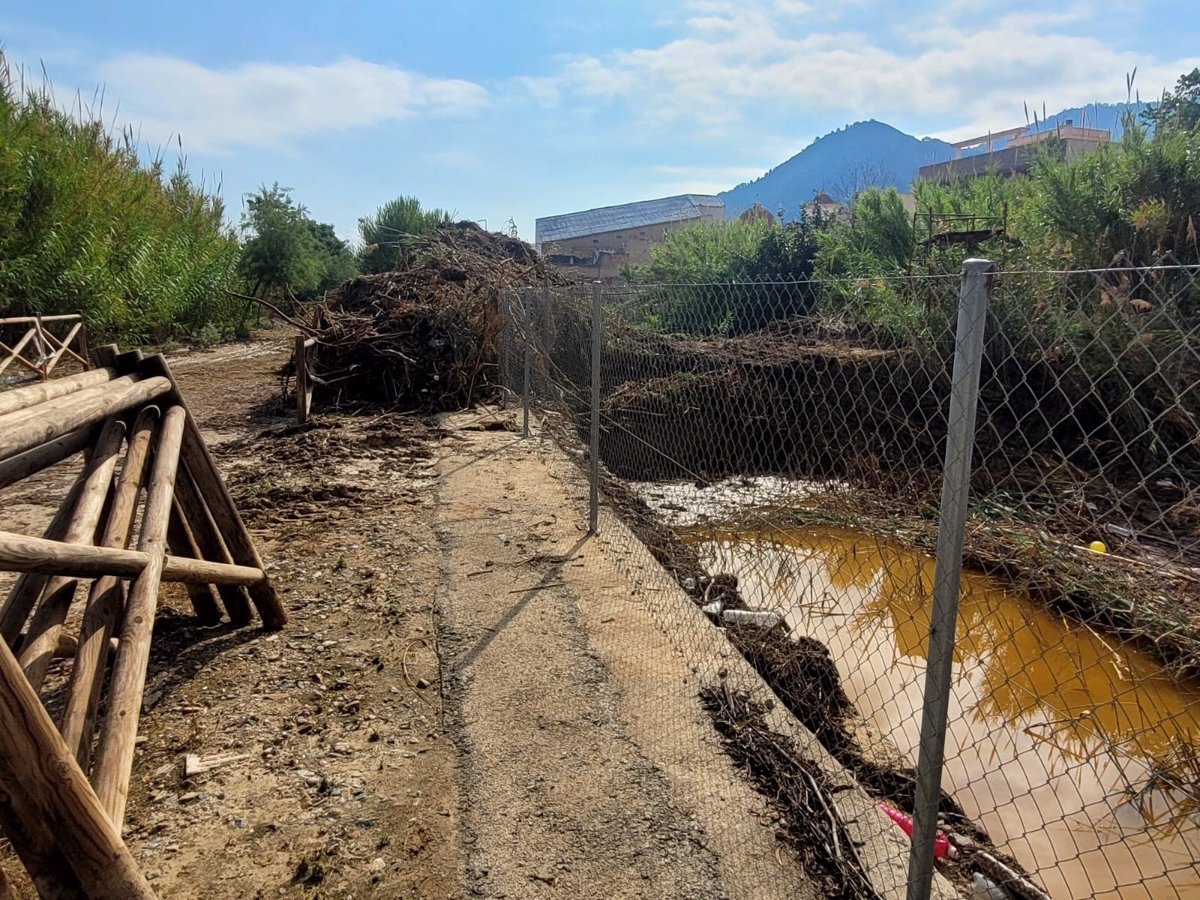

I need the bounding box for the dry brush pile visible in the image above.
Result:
[306,222,568,410]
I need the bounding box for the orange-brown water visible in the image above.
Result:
[694,526,1200,900]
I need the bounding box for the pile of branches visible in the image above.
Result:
[701,684,883,900]
[308,221,564,410]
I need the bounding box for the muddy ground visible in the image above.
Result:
[0,334,816,898]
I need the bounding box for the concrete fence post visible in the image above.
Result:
[906,258,993,900]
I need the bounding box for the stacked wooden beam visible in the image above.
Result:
[0,347,286,898]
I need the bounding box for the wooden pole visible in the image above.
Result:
[0,530,267,586]
[76,325,90,372]
[166,501,223,625]
[0,375,170,462]
[45,322,84,375]
[0,328,37,378]
[0,367,115,417]
[294,334,309,424]
[92,405,185,827]
[0,638,155,898]
[19,419,127,693]
[139,355,286,629]
[0,315,81,325]
[59,407,158,767]
[0,374,145,432]
[173,462,254,625]
[0,423,97,491]
[0,476,86,646]
[33,318,49,381]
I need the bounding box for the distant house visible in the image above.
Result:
[738,203,776,226]
[804,192,843,220]
[918,120,1110,182]
[536,194,725,278]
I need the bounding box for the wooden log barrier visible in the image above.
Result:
[166,500,224,625]
[19,419,128,692]
[0,368,115,418]
[0,475,85,646]
[173,462,254,626]
[0,375,170,462]
[0,529,268,585]
[0,637,154,898]
[93,405,185,826]
[60,406,158,766]
[0,423,98,491]
[139,354,286,629]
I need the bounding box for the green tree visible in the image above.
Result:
[357,195,451,274]
[623,215,829,334]
[238,184,321,301]
[237,185,358,332]
[1143,68,1200,134]
[305,220,359,295]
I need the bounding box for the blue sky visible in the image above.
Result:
[3,0,1198,243]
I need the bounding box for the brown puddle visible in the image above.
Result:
[692,526,1200,900]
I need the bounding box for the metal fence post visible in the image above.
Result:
[521,289,532,439]
[906,258,993,900]
[589,281,602,534]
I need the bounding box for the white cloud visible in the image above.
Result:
[544,0,1200,139]
[95,54,489,152]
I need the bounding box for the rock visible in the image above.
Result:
[369,857,386,872]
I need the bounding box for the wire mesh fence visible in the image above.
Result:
[497,261,1200,900]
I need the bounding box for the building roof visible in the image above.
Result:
[535,194,724,246]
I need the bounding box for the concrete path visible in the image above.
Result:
[434,413,815,900]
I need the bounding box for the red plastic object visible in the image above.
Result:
[877,801,958,860]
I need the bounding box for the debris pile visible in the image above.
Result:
[310,222,563,410]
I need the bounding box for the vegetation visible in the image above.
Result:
[358,196,451,275]
[0,55,458,348]
[237,184,358,328]
[622,213,826,334]
[0,55,240,345]
[622,68,1200,344]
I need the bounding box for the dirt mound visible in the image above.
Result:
[310,222,564,410]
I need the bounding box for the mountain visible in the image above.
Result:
[719,104,1149,220]
[719,120,953,219]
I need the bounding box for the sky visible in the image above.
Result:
[3,0,1198,243]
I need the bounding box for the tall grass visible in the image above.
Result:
[0,53,240,345]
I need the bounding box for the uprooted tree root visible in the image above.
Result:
[701,684,883,900]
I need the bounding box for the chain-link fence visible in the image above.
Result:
[497,261,1200,900]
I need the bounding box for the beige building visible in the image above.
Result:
[536,194,725,279]
[919,120,1110,182]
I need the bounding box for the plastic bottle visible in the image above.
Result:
[876,801,958,860]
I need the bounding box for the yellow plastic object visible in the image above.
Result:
[1089,540,1108,554]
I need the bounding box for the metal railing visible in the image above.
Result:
[500,261,1200,899]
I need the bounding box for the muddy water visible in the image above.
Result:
[694,526,1200,900]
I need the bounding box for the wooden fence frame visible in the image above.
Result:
[0,315,90,383]
[0,347,286,897]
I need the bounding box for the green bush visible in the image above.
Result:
[623,215,826,334]
[357,196,451,274]
[0,55,240,345]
